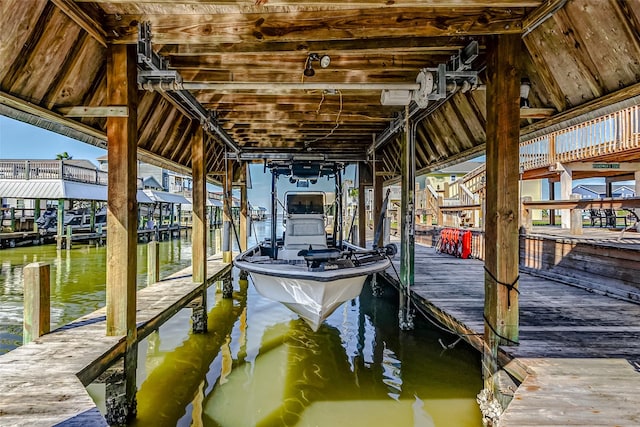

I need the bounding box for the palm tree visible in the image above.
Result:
[55,152,72,160]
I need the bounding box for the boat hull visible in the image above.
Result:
[234,244,391,331]
[249,271,368,331]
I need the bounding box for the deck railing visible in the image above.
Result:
[416,105,639,228]
[0,160,108,185]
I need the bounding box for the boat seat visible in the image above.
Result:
[280,215,328,260]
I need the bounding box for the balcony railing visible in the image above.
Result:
[0,160,108,185]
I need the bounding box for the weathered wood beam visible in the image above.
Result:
[51,0,107,47]
[0,91,106,142]
[82,0,542,6]
[58,106,128,117]
[107,8,525,44]
[522,0,567,36]
[521,81,640,137]
[159,36,475,56]
[105,43,138,421]
[484,33,521,389]
[192,126,207,290]
[519,107,555,118]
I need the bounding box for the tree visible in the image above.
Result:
[55,152,72,160]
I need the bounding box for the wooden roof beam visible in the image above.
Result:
[106,8,526,44]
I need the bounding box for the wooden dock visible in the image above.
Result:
[0,255,232,426]
[389,241,640,426]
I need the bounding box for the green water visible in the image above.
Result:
[0,232,206,354]
[0,227,483,426]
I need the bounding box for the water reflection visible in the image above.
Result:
[129,273,482,427]
[1,223,482,426]
[0,231,212,354]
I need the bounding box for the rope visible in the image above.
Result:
[483,266,520,308]
[483,313,519,345]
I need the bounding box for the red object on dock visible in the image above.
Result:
[437,228,472,259]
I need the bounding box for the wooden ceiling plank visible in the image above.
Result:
[439,101,475,150]
[0,0,49,82]
[451,92,486,142]
[51,0,108,47]
[415,121,438,163]
[522,34,567,111]
[44,34,106,111]
[106,8,525,44]
[551,8,604,98]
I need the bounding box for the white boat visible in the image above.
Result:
[234,160,395,331]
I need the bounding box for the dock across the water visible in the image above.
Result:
[387,236,640,426]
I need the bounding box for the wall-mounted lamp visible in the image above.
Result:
[304,53,331,77]
[520,78,531,108]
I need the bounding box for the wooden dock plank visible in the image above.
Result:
[0,255,231,427]
[391,242,640,426]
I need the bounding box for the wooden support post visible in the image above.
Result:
[66,224,72,250]
[23,262,50,344]
[373,174,384,248]
[191,127,208,333]
[520,196,532,234]
[33,200,40,233]
[9,207,15,232]
[548,179,556,226]
[437,195,444,226]
[484,33,521,397]
[358,162,371,248]
[147,240,160,285]
[222,159,234,263]
[240,183,248,252]
[559,164,572,229]
[399,108,415,331]
[105,43,138,422]
[215,228,222,254]
[90,200,96,233]
[56,199,64,249]
[570,194,583,235]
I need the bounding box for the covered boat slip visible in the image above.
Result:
[0,256,232,427]
[386,242,640,426]
[2,0,640,425]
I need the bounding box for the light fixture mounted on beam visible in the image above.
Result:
[304,53,331,77]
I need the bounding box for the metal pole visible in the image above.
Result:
[142,81,421,92]
[270,170,278,259]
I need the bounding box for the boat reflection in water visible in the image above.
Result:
[119,271,482,427]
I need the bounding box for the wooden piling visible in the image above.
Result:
[240,183,248,252]
[147,240,160,285]
[66,225,72,250]
[570,194,583,235]
[56,200,64,249]
[105,42,139,422]
[484,33,521,396]
[23,262,50,344]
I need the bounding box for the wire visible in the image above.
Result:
[304,90,342,148]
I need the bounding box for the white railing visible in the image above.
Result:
[0,160,107,185]
[416,105,639,228]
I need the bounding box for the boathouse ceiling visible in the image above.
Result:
[1,1,640,183]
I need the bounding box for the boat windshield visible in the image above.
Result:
[286,193,325,215]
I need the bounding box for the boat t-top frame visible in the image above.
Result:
[266,160,346,260]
